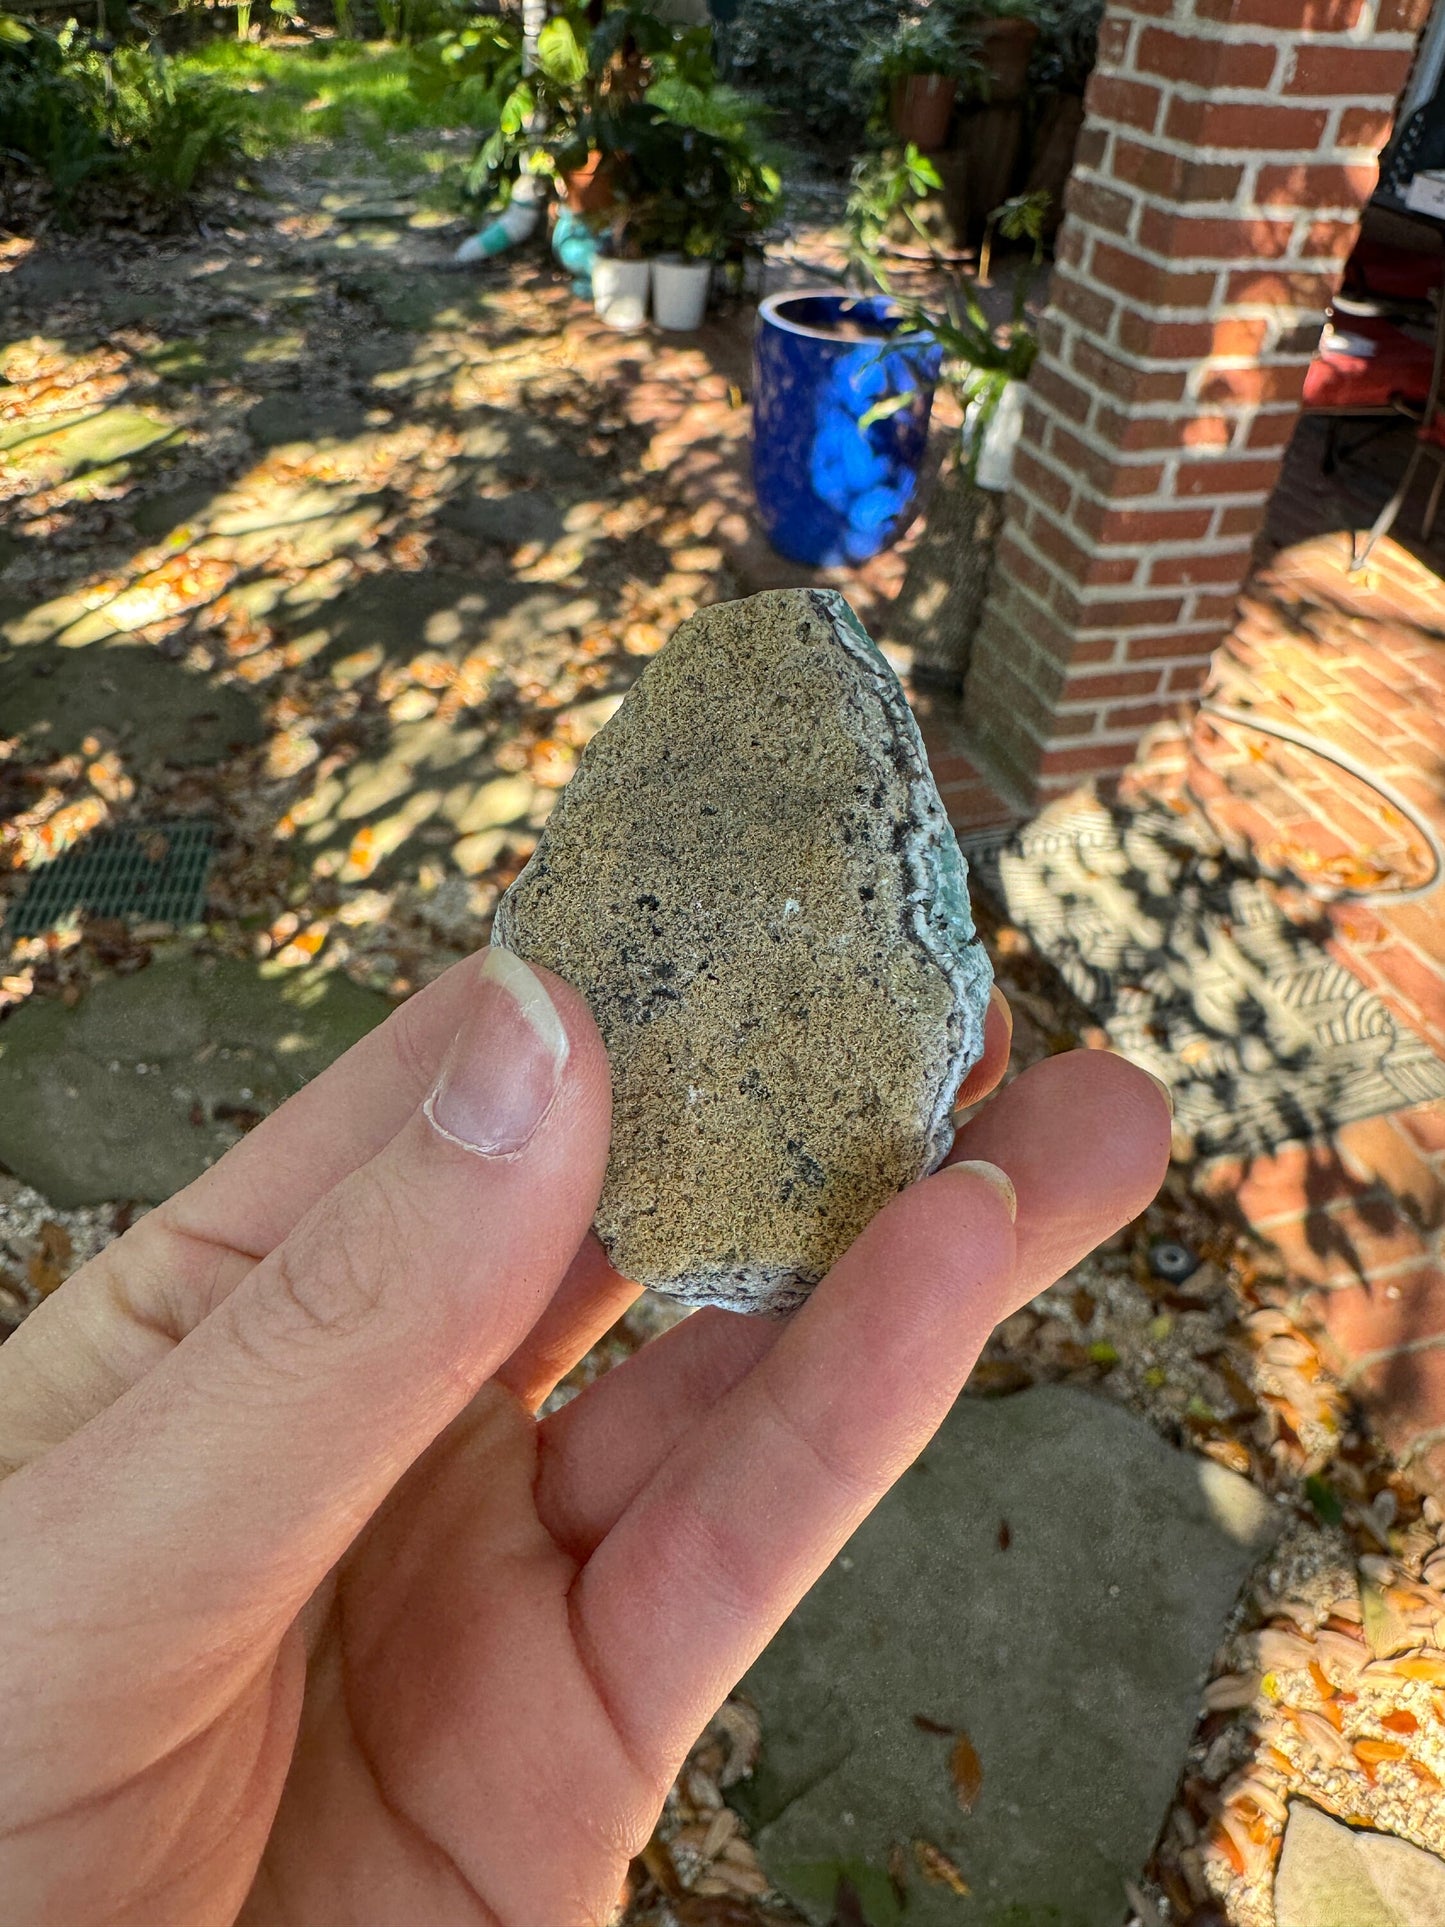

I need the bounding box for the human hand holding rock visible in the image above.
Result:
[0,948,1167,1927]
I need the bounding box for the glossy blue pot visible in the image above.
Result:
[751,292,943,568]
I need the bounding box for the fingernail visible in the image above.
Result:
[424,948,570,1157]
[950,1159,1018,1222]
[1110,1049,1175,1118]
[988,983,1013,1039]
[1143,1070,1174,1117]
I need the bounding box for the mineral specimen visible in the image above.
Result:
[492,587,993,1314]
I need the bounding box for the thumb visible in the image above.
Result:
[6,950,611,1667]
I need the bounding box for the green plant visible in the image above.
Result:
[464,0,781,248]
[631,108,780,259]
[847,151,1047,475]
[852,8,979,100]
[1028,0,1103,94]
[845,140,943,272]
[726,0,904,145]
[0,11,244,211]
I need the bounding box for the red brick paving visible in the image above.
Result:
[1181,420,1445,1487]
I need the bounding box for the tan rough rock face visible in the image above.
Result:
[493,588,993,1314]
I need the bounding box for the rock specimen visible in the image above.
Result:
[492,588,992,1313]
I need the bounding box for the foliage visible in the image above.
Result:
[1,11,244,211]
[724,0,904,145]
[1028,0,1103,94]
[467,0,780,260]
[845,140,942,268]
[630,111,780,259]
[851,8,980,102]
[847,145,1047,475]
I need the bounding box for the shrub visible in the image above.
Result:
[724,0,905,146]
[0,12,245,212]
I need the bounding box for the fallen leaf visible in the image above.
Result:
[1307,1661,1335,1702]
[968,1358,1032,1396]
[1203,1673,1258,1711]
[38,1219,72,1267]
[949,1730,983,1813]
[913,1839,969,1896]
[1368,1654,1445,1684]
[912,1713,955,1737]
[886,1841,908,1905]
[1355,1737,1408,1768]
[26,1252,63,1298]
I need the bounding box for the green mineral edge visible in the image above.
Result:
[813,589,994,1167]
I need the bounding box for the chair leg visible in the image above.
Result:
[1423,449,1445,543]
[1352,444,1425,571]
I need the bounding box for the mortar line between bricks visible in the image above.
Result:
[1341,1330,1445,1387]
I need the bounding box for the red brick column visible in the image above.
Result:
[962,0,1428,806]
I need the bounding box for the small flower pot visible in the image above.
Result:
[888,73,958,150]
[651,255,713,332]
[593,256,651,330]
[977,17,1039,104]
[563,151,617,216]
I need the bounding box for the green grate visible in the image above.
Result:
[5,820,216,938]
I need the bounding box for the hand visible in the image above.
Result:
[0,948,1169,1927]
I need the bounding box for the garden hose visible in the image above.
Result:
[1192,699,1445,904]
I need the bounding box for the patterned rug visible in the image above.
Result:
[962,795,1445,1160]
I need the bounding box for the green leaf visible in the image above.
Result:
[1305,1474,1344,1526]
[858,390,917,430]
[535,16,586,86]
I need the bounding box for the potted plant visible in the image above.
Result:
[631,83,781,331]
[958,0,1041,105]
[847,168,1048,684]
[853,10,979,151]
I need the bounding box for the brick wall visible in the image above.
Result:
[963,0,1429,806]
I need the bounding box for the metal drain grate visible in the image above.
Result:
[5,820,216,938]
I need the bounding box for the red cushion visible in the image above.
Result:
[1345,237,1445,304]
[1304,316,1436,411]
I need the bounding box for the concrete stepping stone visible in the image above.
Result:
[1274,1802,1445,1927]
[0,956,390,1206]
[246,391,371,449]
[736,1384,1279,1925]
[0,639,262,766]
[437,490,566,547]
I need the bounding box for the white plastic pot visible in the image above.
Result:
[970,378,1028,493]
[651,254,712,332]
[593,256,651,330]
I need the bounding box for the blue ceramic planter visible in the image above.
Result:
[751,292,943,568]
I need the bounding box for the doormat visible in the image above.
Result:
[5,820,215,939]
[961,795,1445,1160]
